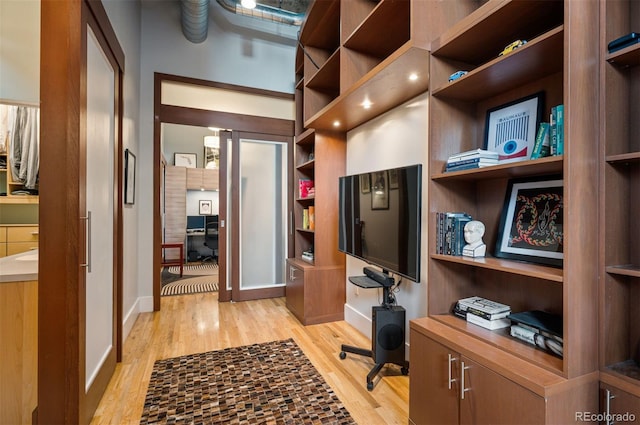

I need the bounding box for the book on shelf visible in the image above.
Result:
[301,248,314,263]
[466,311,511,330]
[298,179,314,198]
[555,104,564,156]
[510,324,564,358]
[530,122,550,160]
[447,149,499,163]
[308,206,315,231]
[445,157,498,172]
[507,310,563,340]
[302,208,309,229]
[464,304,511,320]
[436,212,472,255]
[549,105,564,156]
[457,296,511,315]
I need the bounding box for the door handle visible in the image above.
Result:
[460,361,470,400]
[447,353,456,389]
[80,211,92,273]
[289,266,297,281]
[605,389,615,425]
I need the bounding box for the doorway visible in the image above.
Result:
[153,74,294,310]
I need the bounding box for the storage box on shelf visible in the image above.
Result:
[598,0,640,409]
[410,1,600,422]
[0,150,38,205]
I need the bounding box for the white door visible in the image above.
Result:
[84,25,116,403]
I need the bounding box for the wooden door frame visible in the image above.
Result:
[152,73,294,310]
[39,0,124,423]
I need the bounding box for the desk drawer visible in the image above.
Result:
[7,226,39,242]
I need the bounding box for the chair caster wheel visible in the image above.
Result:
[367,381,374,391]
[401,366,409,375]
[339,351,346,360]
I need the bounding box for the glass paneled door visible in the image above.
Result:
[226,132,292,301]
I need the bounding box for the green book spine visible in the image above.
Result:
[531,122,550,159]
[549,106,558,156]
[555,104,564,155]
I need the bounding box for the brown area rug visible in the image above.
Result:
[140,339,355,424]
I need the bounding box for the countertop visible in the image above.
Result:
[0,250,38,283]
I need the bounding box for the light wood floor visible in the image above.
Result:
[90,293,409,425]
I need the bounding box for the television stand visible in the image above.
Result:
[339,271,409,391]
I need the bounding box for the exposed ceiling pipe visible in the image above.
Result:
[181,0,210,44]
[216,0,305,26]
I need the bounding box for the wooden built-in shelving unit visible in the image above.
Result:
[598,0,640,413]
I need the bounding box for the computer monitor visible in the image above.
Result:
[187,215,205,230]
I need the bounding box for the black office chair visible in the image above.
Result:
[202,215,219,263]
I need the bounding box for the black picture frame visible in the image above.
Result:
[495,175,563,267]
[484,91,545,164]
[124,149,136,205]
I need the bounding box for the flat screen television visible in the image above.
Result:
[338,164,422,282]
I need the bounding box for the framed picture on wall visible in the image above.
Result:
[124,149,136,205]
[199,199,213,215]
[174,152,197,168]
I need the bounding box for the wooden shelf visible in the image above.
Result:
[296,160,314,172]
[432,155,563,181]
[343,0,410,59]
[305,42,429,131]
[0,196,39,205]
[606,43,640,68]
[306,49,340,93]
[296,228,314,234]
[606,152,640,164]
[299,0,340,50]
[432,26,563,102]
[430,314,564,376]
[431,0,563,65]
[606,265,640,278]
[601,365,640,399]
[432,254,563,283]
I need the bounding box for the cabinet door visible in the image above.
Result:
[601,384,640,423]
[202,168,219,190]
[186,168,202,190]
[409,332,458,425]
[285,260,305,321]
[459,356,544,425]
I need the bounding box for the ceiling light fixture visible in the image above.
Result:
[362,99,372,109]
[333,120,341,128]
[241,0,257,9]
[408,73,418,81]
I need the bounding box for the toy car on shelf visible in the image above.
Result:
[448,70,468,82]
[499,40,527,56]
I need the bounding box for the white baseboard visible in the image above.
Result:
[122,296,153,342]
[344,303,372,340]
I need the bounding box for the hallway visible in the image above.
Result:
[90,294,409,424]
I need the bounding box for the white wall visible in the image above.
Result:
[136,2,297,302]
[0,0,40,103]
[344,93,429,346]
[102,0,143,336]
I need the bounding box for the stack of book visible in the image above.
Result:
[508,310,563,358]
[530,104,564,160]
[301,206,316,230]
[453,296,511,330]
[445,149,499,172]
[436,212,472,255]
[301,248,314,263]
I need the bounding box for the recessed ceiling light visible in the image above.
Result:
[408,73,418,81]
[333,120,341,127]
[362,99,372,109]
[241,0,257,9]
